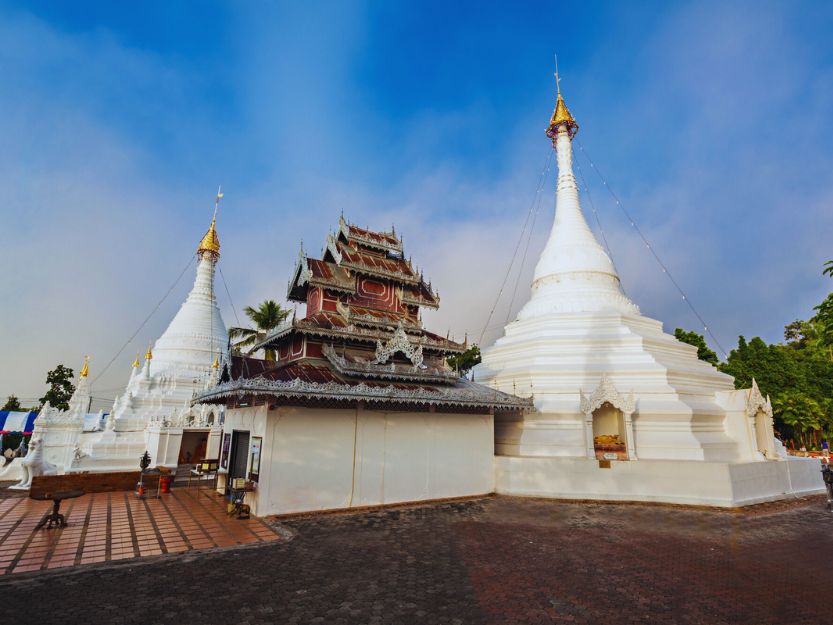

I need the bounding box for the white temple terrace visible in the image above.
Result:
[474,84,822,506]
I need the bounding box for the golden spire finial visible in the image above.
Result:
[212,354,220,369]
[197,187,222,257]
[145,343,153,361]
[79,355,90,378]
[546,56,578,142]
[132,353,140,368]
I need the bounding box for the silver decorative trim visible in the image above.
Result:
[579,373,635,415]
[193,376,533,411]
[373,325,423,368]
[746,378,773,418]
[322,343,457,383]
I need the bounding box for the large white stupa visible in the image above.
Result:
[31,207,228,474]
[474,84,822,506]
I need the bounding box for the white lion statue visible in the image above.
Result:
[9,437,58,490]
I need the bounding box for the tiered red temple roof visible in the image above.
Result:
[197,216,530,413]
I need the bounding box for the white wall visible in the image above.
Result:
[225,406,494,516]
[495,455,825,507]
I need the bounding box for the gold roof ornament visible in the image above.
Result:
[197,217,221,256]
[212,354,220,369]
[79,355,90,378]
[145,344,153,361]
[197,187,223,257]
[132,353,141,368]
[546,60,578,142]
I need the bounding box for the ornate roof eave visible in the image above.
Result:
[401,290,440,310]
[322,343,457,384]
[336,300,421,330]
[324,232,343,265]
[309,276,356,296]
[193,376,533,412]
[339,215,403,255]
[287,246,314,302]
[252,320,467,355]
[338,258,420,286]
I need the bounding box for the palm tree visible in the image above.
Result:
[228,300,291,360]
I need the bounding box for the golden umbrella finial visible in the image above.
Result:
[546,54,578,142]
[197,186,222,257]
[212,354,220,369]
[145,343,153,361]
[132,353,141,368]
[79,355,90,378]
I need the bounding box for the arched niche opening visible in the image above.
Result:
[592,402,627,460]
[580,374,637,461]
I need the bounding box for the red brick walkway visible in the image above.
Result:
[0,488,278,575]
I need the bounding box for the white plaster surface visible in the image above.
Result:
[494,455,825,507]
[223,406,494,516]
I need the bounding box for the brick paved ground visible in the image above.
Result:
[0,495,830,625]
[0,488,278,574]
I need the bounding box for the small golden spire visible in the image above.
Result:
[546,58,578,141]
[197,187,222,257]
[145,344,153,361]
[79,355,90,378]
[212,355,220,369]
[132,353,140,368]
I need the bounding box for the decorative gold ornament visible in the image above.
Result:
[132,353,141,368]
[145,344,153,361]
[79,355,90,378]
[212,355,220,369]
[197,217,221,256]
[546,92,578,139]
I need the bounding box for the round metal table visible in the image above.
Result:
[31,489,84,529]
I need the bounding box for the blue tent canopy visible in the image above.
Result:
[0,411,39,434]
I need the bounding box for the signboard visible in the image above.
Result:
[603,452,618,460]
[220,433,232,470]
[248,436,262,482]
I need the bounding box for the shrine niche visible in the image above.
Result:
[579,375,636,461]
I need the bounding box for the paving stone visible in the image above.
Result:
[0,495,830,624]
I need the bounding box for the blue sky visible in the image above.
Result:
[2,1,832,405]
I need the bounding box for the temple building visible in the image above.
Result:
[196,217,530,516]
[473,83,822,507]
[32,209,228,474]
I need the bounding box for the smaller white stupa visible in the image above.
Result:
[34,201,228,474]
[474,79,822,506]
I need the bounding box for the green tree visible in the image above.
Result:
[673,328,719,366]
[447,345,482,376]
[2,395,22,411]
[228,300,291,360]
[39,364,75,411]
[773,390,823,449]
[813,260,833,349]
[719,336,803,395]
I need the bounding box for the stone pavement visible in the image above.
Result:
[0,487,278,574]
[0,495,830,625]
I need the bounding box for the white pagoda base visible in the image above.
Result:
[495,456,822,507]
